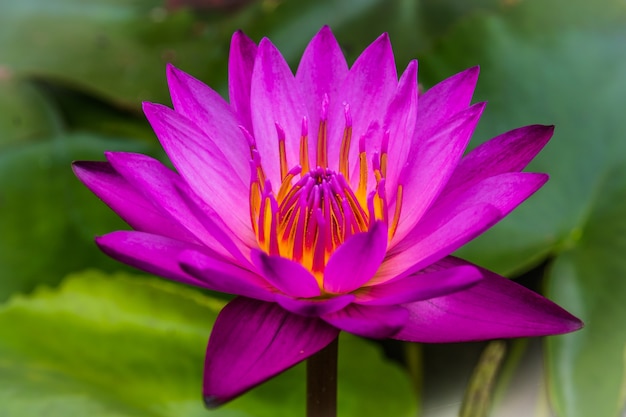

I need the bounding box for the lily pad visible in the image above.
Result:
[416,0,626,415]
[0,270,416,417]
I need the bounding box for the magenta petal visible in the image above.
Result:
[228,30,258,132]
[251,250,321,298]
[296,26,348,157]
[444,125,554,195]
[96,231,207,288]
[72,161,196,242]
[250,38,307,187]
[322,304,408,339]
[393,102,486,243]
[327,33,397,175]
[374,204,501,284]
[166,64,250,179]
[323,221,388,294]
[204,297,339,407]
[143,102,253,241]
[393,257,583,342]
[415,66,479,140]
[383,60,418,202]
[179,249,275,301]
[275,294,354,317]
[355,265,482,306]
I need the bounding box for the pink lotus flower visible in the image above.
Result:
[73,27,582,406]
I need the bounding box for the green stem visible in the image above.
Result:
[306,337,338,417]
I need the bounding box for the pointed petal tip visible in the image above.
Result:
[203,395,224,409]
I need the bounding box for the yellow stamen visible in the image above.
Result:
[389,185,403,239]
[339,126,352,180]
[317,120,328,168]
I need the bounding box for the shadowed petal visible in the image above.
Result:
[251,38,308,187]
[96,231,208,288]
[323,221,388,294]
[167,64,249,181]
[393,257,583,342]
[322,304,408,339]
[251,250,321,298]
[296,26,349,159]
[443,125,554,196]
[179,249,275,301]
[143,102,253,242]
[354,265,482,306]
[393,103,486,243]
[275,294,354,317]
[72,161,196,242]
[204,297,339,407]
[228,30,258,131]
[327,33,397,176]
[415,66,479,140]
[374,204,501,284]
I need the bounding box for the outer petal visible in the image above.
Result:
[251,250,321,298]
[322,304,408,339]
[204,297,339,407]
[72,161,195,242]
[143,102,254,243]
[179,249,275,301]
[250,38,308,187]
[105,151,249,262]
[275,294,354,317]
[323,221,388,294]
[228,30,258,131]
[354,265,482,306]
[96,231,209,288]
[384,60,418,204]
[373,204,501,284]
[442,124,554,196]
[296,25,349,158]
[415,66,479,140]
[392,102,486,243]
[393,257,583,342]
[167,64,250,183]
[327,33,397,178]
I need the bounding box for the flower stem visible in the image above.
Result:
[306,336,338,417]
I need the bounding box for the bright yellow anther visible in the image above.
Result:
[339,126,352,180]
[317,120,328,168]
[389,185,403,240]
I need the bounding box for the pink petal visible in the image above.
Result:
[143,102,253,242]
[443,124,554,195]
[428,172,548,225]
[178,249,276,302]
[393,257,583,342]
[166,64,250,182]
[275,294,354,317]
[251,250,321,298]
[415,66,479,140]
[204,297,339,407]
[354,265,482,306]
[374,204,501,284]
[327,33,397,178]
[228,30,258,131]
[323,221,388,294]
[96,231,209,288]
[392,102,486,243]
[384,60,418,204]
[250,38,308,187]
[105,151,251,262]
[72,161,196,242]
[321,304,408,339]
[296,26,349,159]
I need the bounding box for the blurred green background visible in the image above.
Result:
[1,0,625,416]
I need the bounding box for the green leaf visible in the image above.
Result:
[0,133,154,300]
[0,270,417,417]
[416,0,626,415]
[0,75,62,146]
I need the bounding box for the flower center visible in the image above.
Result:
[247,100,403,279]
